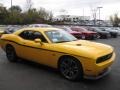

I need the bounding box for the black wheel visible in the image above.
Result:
[113,34,117,38]
[6,45,18,62]
[59,57,83,81]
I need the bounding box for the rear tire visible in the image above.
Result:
[6,45,18,62]
[58,56,83,81]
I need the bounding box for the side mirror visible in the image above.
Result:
[34,38,42,45]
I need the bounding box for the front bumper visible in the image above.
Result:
[81,52,115,80]
[84,67,111,80]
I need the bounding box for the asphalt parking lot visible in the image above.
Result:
[0,37,120,90]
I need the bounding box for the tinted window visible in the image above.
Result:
[33,32,47,42]
[19,30,47,43]
[19,30,34,40]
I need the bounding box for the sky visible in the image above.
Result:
[1,0,120,20]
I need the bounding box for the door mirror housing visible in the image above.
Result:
[34,38,42,45]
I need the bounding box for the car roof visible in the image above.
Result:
[23,27,61,31]
[14,27,62,34]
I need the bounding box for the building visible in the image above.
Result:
[53,15,90,22]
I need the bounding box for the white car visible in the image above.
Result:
[28,24,52,28]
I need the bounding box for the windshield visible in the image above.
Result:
[45,30,77,43]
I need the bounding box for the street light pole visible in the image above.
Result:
[11,0,12,8]
[97,7,103,26]
[11,0,12,10]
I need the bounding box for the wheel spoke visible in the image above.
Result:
[60,58,79,79]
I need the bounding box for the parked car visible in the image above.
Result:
[113,27,120,36]
[99,27,118,38]
[71,26,99,40]
[59,27,85,39]
[88,27,111,39]
[0,27,115,81]
[107,27,120,36]
[0,26,23,38]
[28,24,52,28]
[113,28,120,36]
[4,26,23,34]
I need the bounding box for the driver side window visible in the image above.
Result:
[33,32,48,43]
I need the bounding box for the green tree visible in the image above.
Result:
[6,5,23,24]
[9,6,22,13]
[0,5,53,25]
[38,7,53,21]
[23,8,40,24]
[0,6,8,24]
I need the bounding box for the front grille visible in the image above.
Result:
[96,52,113,64]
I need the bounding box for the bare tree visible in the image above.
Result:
[110,14,120,27]
[25,0,33,11]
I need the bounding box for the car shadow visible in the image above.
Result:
[11,58,113,84]
[16,58,59,73]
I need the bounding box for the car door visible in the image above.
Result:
[16,30,36,60]
[17,30,57,67]
[29,31,58,66]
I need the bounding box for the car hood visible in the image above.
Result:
[50,40,113,59]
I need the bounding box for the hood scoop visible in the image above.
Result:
[76,44,82,46]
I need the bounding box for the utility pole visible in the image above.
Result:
[83,8,85,25]
[92,8,97,26]
[97,7,103,26]
[11,0,12,10]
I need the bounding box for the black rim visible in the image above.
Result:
[60,58,79,79]
[6,46,15,60]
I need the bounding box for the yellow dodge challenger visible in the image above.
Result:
[0,27,115,81]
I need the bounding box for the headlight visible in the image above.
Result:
[96,52,113,64]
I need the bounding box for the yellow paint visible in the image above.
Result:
[0,27,115,77]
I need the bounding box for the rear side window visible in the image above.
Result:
[19,30,48,43]
[19,30,34,40]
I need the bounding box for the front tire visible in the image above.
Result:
[6,45,18,62]
[58,57,83,81]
